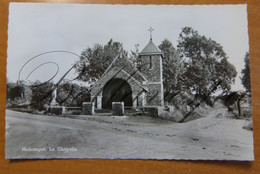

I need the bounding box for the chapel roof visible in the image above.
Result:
[139,39,162,55]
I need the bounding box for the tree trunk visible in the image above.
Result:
[237,98,241,116]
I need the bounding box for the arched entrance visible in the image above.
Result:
[102,78,133,109]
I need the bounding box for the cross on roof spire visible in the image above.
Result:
[148,27,154,40]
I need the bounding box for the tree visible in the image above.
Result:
[241,52,251,93]
[56,82,90,107]
[177,27,237,98]
[75,39,126,84]
[158,39,183,92]
[6,84,24,101]
[30,81,54,110]
[129,44,139,64]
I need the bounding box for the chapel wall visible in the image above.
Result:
[146,83,164,106]
[137,55,161,82]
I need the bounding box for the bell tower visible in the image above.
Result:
[137,27,164,106]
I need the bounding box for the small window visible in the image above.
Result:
[149,56,152,69]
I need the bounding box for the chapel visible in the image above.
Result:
[90,29,164,109]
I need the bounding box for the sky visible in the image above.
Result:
[7,3,249,91]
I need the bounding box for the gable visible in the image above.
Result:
[101,54,148,83]
[90,66,148,98]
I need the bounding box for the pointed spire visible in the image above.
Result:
[139,39,162,55]
[139,27,163,56]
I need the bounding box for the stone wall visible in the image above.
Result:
[49,106,65,115]
[64,107,82,115]
[138,54,164,107]
[146,83,164,106]
[142,106,183,122]
[112,102,124,116]
[82,102,95,115]
[137,55,162,82]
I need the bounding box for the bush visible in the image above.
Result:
[30,81,54,111]
[56,82,90,107]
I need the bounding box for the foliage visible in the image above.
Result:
[158,39,183,92]
[129,44,139,64]
[221,91,251,118]
[30,81,54,110]
[75,39,127,84]
[177,27,237,98]
[6,84,24,100]
[6,83,28,107]
[56,82,90,107]
[241,52,251,93]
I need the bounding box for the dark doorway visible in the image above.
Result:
[102,78,133,109]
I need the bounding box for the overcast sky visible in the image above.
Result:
[7,3,249,91]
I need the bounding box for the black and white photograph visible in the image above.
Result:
[5,3,254,160]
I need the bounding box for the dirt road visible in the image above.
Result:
[5,104,254,160]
